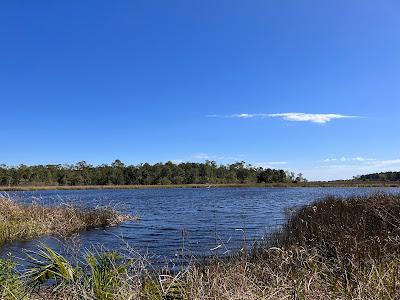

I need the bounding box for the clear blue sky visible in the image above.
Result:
[1,1,400,180]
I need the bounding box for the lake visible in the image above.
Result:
[2,187,399,263]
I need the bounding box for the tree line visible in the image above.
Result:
[0,160,306,186]
[355,171,400,182]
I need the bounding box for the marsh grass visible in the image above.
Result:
[0,256,26,300]
[0,195,134,247]
[4,181,400,192]
[2,192,400,299]
[275,193,400,260]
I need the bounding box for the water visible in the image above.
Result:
[2,187,399,263]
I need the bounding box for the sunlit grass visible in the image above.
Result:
[0,257,26,300]
[0,195,135,246]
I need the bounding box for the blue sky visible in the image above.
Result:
[1,1,400,180]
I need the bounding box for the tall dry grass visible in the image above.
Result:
[275,192,400,260]
[0,195,133,246]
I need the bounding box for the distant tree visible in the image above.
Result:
[294,173,306,183]
[358,171,400,182]
[110,160,125,185]
[0,160,297,186]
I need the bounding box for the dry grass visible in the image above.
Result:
[275,192,400,260]
[23,246,400,300]
[185,248,400,299]
[2,181,400,192]
[0,195,134,246]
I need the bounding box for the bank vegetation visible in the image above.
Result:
[0,195,133,247]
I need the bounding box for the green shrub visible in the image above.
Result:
[0,257,26,300]
[86,251,128,300]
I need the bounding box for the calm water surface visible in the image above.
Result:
[2,187,399,262]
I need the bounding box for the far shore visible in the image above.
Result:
[1,181,400,191]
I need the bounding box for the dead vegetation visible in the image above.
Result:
[0,194,134,246]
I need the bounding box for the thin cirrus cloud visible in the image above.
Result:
[305,157,400,181]
[253,161,288,169]
[172,153,245,163]
[321,156,400,167]
[191,153,243,161]
[207,113,359,124]
[323,157,376,163]
[318,157,400,176]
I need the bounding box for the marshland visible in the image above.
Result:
[1,188,400,299]
[2,0,399,299]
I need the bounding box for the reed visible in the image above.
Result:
[274,192,400,260]
[0,195,134,246]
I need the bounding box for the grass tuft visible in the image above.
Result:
[275,192,400,260]
[0,257,26,300]
[0,195,135,246]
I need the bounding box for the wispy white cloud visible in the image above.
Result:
[170,159,184,164]
[208,113,358,124]
[266,161,288,165]
[322,156,400,167]
[173,153,245,163]
[192,153,245,161]
[318,159,400,176]
[364,159,400,168]
[269,113,357,124]
[322,158,337,163]
[323,156,376,163]
[192,153,211,160]
[229,113,269,119]
[207,113,269,119]
[307,157,400,181]
[253,161,288,169]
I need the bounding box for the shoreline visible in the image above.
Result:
[1,181,400,191]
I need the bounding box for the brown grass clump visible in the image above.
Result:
[186,248,400,300]
[0,195,134,246]
[276,192,400,260]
